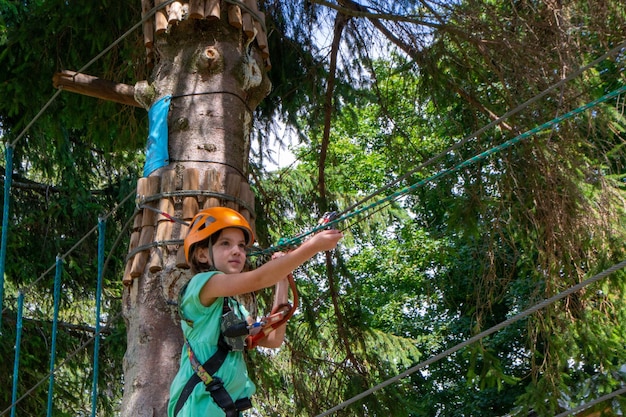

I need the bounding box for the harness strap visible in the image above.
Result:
[174,336,252,416]
[174,298,252,416]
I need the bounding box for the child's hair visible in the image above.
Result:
[188,232,221,273]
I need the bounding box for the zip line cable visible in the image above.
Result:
[554,385,626,417]
[315,258,626,417]
[336,38,626,219]
[252,83,626,256]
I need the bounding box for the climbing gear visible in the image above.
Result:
[318,211,338,229]
[174,297,252,417]
[184,207,255,262]
[136,201,190,226]
[220,299,249,351]
[245,252,299,350]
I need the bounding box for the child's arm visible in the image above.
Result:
[199,228,343,306]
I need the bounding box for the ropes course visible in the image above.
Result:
[1,3,625,415]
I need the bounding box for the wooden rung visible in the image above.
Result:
[183,168,200,219]
[141,176,161,227]
[225,173,241,210]
[148,247,163,273]
[122,260,134,286]
[203,168,222,208]
[130,224,155,277]
[242,12,255,39]
[157,169,177,223]
[130,250,150,277]
[205,0,220,19]
[239,181,254,223]
[188,0,204,19]
[142,0,154,48]
[168,1,183,24]
[243,0,258,38]
[255,17,269,58]
[227,5,242,28]
[176,246,189,269]
[155,0,169,34]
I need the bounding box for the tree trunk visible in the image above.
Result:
[120,2,270,415]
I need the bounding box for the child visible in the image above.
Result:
[168,207,343,417]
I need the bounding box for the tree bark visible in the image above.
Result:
[120,8,270,416]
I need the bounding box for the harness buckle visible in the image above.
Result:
[205,376,224,392]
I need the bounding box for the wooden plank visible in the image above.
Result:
[255,13,269,58]
[168,1,183,24]
[205,0,220,20]
[142,0,154,49]
[150,170,177,273]
[52,70,140,107]
[224,173,241,210]
[203,169,222,208]
[188,0,205,19]
[227,5,242,28]
[155,0,169,34]
[131,177,160,277]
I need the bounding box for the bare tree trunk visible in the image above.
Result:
[120,3,270,415]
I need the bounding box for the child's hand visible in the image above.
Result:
[306,229,343,253]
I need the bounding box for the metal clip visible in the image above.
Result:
[318,211,338,229]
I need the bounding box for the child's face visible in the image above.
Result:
[203,227,247,274]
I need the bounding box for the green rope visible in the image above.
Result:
[10,292,24,417]
[46,256,63,417]
[91,217,106,417]
[251,84,626,256]
[0,144,13,330]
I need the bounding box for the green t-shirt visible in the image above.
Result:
[168,271,256,417]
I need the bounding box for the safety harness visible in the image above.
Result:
[175,271,298,416]
[174,297,253,417]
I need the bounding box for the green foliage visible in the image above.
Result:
[1,0,626,416]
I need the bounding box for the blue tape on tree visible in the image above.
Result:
[143,95,172,177]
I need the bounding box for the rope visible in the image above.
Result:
[0,188,135,319]
[315,258,626,416]
[0,145,13,330]
[138,190,256,217]
[251,83,626,256]
[90,218,106,417]
[554,385,626,417]
[46,257,63,417]
[171,90,255,117]
[0,312,123,417]
[7,0,177,149]
[337,38,626,218]
[9,292,24,417]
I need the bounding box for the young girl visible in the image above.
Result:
[168,207,343,417]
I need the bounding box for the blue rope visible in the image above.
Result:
[0,144,14,330]
[91,217,106,417]
[10,291,24,417]
[46,257,63,417]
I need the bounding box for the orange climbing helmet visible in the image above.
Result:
[184,207,254,262]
